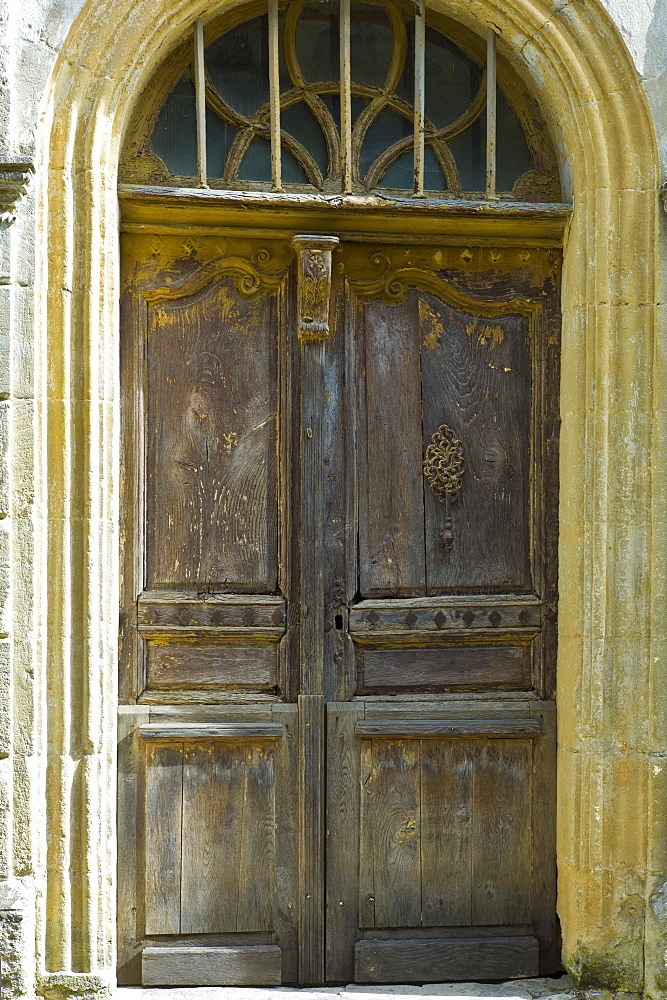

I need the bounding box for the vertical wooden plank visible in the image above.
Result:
[419,292,532,590]
[144,742,183,935]
[358,738,376,929]
[117,708,149,984]
[119,260,146,702]
[194,20,208,188]
[472,740,532,925]
[371,739,422,928]
[326,702,364,981]
[298,694,325,984]
[272,704,300,983]
[530,703,560,970]
[421,739,472,927]
[323,271,349,703]
[299,339,326,693]
[236,745,276,932]
[359,294,426,596]
[181,742,245,933]
[146,278,279,590]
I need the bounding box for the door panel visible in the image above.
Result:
[146,275,279,591]
[119,229,561,986]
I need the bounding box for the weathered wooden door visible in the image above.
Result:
[118,219,561,987]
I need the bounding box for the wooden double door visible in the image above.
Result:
[118,217,561,987]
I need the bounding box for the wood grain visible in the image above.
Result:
[144,742,183,935]
[472,739,532,925]
[420,739,472,926]
[420,293,532,591]
[146,642,277,690]
[354,935,539,983]
[325,703,364,982]
[145,275,278,591]
[357,644,530,692]
[141,945,282,986]
[181,742,245,933]
[355,718,540,738]
[368,739,421,929]
[272,703,300,982]
[236,745,276,931]
[358,294,425,596]
[139,722,284,740]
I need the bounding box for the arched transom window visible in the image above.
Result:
[120,0,561,201]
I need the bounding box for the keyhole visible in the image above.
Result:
[335,614,343,630]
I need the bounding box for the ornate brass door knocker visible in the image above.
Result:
[423,424,465,551]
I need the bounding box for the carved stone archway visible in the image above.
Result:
[34,0,663,996]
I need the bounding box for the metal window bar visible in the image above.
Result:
[194,19,208,188]
[268,0,283,191]
[340,0,353,192]
[486,28,497,199]
[413,0,425,196]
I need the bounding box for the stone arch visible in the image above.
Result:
[34,0,663,995]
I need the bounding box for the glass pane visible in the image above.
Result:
[238,136,272,182]
[282,146,313,185]
[320,92,341,137]
[206,14,270,119]
[150,75,198,177]
[205,108,238,178]
[360,105,411,179]
[296,1,340,83]
[496,90,533,190]
[237,135,311,185]
[377,145,446,191]
[424,145,446,191]
[350,2,393,88]
[281,101,328,176]
[425,26,482,129]
[450,108,485,191]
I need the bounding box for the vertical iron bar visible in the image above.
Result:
[414,0,425,196]
[340,0,352,192]
[194,19,208,188]
[269,0,283,191]
[486,28,497,199]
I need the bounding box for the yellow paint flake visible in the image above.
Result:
[466,321,504,347]
[420,299,444,349]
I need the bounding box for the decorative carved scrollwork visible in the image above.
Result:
[423,423,465,551]
[0,163,34,225]
[292,235,339,340]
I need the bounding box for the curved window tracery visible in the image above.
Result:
[120,0,561,201]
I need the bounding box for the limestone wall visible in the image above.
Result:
[0,0,664,998]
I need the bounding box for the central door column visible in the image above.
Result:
[293,236,340,984]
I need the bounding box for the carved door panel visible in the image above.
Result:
[118,230,560,987]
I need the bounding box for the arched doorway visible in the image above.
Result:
[34,0,662,994]
[117,2,565,985]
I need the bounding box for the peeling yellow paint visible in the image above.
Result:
[420,298,444,349]
[467,321,504,347]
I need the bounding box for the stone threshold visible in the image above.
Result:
[117,977,637,1000]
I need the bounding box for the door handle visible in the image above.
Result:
[423,423,465,551]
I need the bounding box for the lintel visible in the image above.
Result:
[118,184,571,246]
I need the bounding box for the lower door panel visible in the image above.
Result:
[326,700,558,983]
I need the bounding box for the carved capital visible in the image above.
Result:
[291,235,339,341]
[0,163,34,225]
